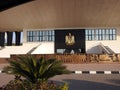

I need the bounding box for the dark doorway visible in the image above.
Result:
[55,29,86,54]
[0,32,5,47]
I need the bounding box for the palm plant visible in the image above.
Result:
[3,55,70,89]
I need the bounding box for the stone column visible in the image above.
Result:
[7,31,13,46]
[0,32,5,47]
[15,31,21,46]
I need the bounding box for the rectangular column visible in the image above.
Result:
[15,31,21,46]
[7,31,13,46]
[0,32,5,47]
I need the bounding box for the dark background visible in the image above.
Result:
[55,29,86,53]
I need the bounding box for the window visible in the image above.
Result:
[86,28,116,41]
[27,30,54,42]
[85,29,95,40]
[27,31,34,42]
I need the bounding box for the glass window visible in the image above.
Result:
[52,36,55,41]
[85,28,116,41]
[113,29,116,34]
[86,35,88,40]
[52,31,54,35]
[92,35,94,40]
[29,37,33,42]
[91,30,94,34]
[106,29,109,34]
[109,29,112,34]
[99,29,102,34]
[96,29,99,34]
[27,30,55,42]
[113,35,116,40]
[30,31,33,36]
[89,30,91,34]
[96,35,99,40]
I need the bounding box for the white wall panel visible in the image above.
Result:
[86,27,120,53]
[31,42,54,54]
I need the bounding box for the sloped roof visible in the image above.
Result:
[0,0,120,31]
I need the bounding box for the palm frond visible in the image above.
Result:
[3,55,71,83]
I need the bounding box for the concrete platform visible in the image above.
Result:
[65,63,120,71]
[1,63,120,71]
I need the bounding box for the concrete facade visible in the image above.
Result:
[86,27,120,53]
[23,28,120,54]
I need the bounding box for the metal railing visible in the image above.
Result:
[99,43,115,54]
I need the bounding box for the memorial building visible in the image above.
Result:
[0,0,120,58]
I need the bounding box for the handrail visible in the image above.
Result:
[99,43,110,54]
[27,44,41,54]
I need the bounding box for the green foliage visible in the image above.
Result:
[3,77,69,90]
[3,55,70,90]
[3,76,27,90]
[57,83,69,90]
[61,83,69,90]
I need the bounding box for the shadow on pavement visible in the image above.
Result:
[106,79,120,85]
[50,79,120,90]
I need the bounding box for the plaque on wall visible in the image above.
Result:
[65,33,75,46]
[55,29,86,54]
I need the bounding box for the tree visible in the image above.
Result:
[3,55,70,89]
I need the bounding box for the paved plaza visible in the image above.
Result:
[0,63,120,90]
[65,63,120,71]
[50,74,120,90]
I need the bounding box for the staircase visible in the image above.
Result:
[27,44,41,54]
[99,43,115,54]
[104,46,115,54]
[0,43,41,58]
[98,43,116,62]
